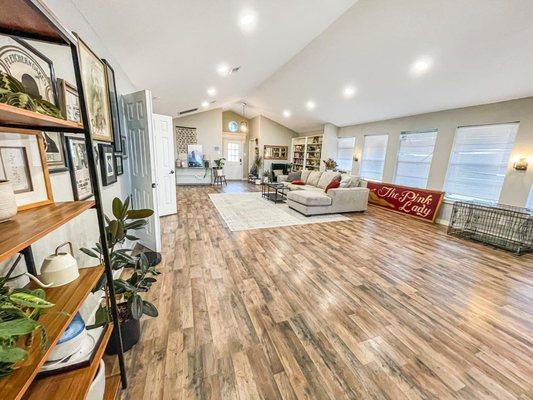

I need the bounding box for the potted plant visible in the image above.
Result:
[262,170,270,183]
[213,158,225,169]
[250,155,262,178]
[323,158,338,171]
[81,197,158,353]
[0,256,54,377]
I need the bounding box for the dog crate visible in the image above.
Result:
[448,201,533,255]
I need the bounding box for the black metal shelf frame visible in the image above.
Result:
[0,0,128,390]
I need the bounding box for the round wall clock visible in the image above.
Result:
[228,121,238,133]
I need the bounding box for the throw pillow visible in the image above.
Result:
[325,179,340,193]
[287,171,301,181]
[339,174,353,188]
[300,169,312,183]
[291,179,305,185]
[273,169,284,177]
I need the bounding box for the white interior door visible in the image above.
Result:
[223,138,244,180]
[153,113,177,216]
[123,90,161,252]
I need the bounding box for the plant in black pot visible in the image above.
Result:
[80,197,159,353]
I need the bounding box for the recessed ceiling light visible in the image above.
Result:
[207,87,217,97]
[342,85,356,99]
[217,63,230,77]
[411,57,432,76]
[283,109,291,118]
[201,101,209,108]
[305,100,316,111]
[239,11,257,31]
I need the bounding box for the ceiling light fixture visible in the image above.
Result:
[411,57,432,76]
[240,102,248,133]
[239,10,257,31]
[283,109,291,118]
[306,100,316,111]
[217,63,230,77]
[207,87,217,97]
[201,100,209,108]
[342,85,356,99]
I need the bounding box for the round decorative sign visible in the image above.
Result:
[228,121,238,133]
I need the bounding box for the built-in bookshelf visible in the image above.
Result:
[291,135,323,171]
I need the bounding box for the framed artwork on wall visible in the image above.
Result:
[0,35,59,105]
[98,143,117,186]
[57,79,81,123]
[0,131,53,210]
[115,154,123,176]
[102,59,122,152]
[75,34,113,142]
[43,132,69,173]
[65,136,93,200]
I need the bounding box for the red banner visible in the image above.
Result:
[367,181,444,222]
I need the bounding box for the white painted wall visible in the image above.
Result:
[338,97,533,223]
[258,116,297,172]
[2,0,137,279]
[321,123,339,170]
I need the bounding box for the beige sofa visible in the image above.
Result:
[279,170,369,216]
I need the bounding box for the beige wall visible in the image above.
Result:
[339,97,533,222]
[173,108,223,163]
[259,116,298,172]
[222,110,249,133]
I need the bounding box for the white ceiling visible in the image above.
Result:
[72,0,533,132]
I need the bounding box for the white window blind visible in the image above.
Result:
[337,137,355,172]
[527,185,533,209]
[394,130,437,188]
[360,134,388,181]
[444,123,519,202]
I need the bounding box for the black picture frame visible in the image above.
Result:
[115,154,124,176]
[102,59,122,153]
[65,136,94,200]
[98,143,117,186]
[43,132,69,173]
[0,35,59,106]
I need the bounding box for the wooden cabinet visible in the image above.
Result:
[290,135,323,171]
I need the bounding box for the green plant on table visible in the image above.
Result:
[213,158,225,169]
[0,256,54,377]
[323,158,338,170]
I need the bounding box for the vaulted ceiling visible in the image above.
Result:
[70,0,533,132]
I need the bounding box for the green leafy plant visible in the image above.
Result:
[250,154,262,176]
[0,257,54,377]
[323,158,338,170]
[213,158,225,168]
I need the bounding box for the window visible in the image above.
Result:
[227,142,239,162]
[444,123,519,202]
[337,137,355,172]
[527,185,533,209]
[394,130,437,188]
[360,134,388,181]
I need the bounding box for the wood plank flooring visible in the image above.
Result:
[120,182,533,399]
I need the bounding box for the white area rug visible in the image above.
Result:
[209,192,349,231]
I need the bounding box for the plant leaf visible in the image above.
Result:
[0,346,27,363]
[80,248,98,258]
[126,209,153,220]
[128,294,143,320]
[108,220,119,239]
[142,301,158,317]
[112,198,123,219]
[9,292,54,309]
[0,319,39,338]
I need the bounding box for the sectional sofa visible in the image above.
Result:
[278,170,369,216]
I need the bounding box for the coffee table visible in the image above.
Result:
[261,182,287,203]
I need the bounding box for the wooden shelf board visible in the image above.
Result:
[0,103,84,131]
[0,265,104,400]
[24,323,114,400]
[0,201,95,262]
[103,375,121,400]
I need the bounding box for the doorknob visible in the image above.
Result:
[170,170,175,174]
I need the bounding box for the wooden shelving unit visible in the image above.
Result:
[0,266,104,400]
[0,103,84,132]
[24,323,113,400]
[291,135,323,171]
[0,201,95,261]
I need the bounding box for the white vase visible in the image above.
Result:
[0,180,17,223]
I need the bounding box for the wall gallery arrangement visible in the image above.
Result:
[65,135,93,200]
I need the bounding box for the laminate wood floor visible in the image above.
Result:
[119,182,533,400]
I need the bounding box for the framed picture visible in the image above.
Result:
[115,154,123,176]
[0,131,53,210]
[57,79,81,123]
[0,35,59,105]
[102,60,122,152]
[98,143,116,186]
[187,144,203,167]
[75,34,113,142]
[43,132,69,173]
[65,136,93,200]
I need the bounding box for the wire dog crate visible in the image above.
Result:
[448,201,533,254]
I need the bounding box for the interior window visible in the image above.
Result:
[360,134,388,181]
[394,130,438,188]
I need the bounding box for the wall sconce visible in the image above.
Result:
[353,154,359,162]
[513,157,528,171]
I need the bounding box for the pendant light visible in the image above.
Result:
[239,102,248,133]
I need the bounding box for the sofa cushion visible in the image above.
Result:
[307,171,323,187]
[287,171,301,181]
[318,171,341,189]
[325,179,340,193]
[300,169,311,183]
[273,169,284,177]
[287,190,332,206]
[340,174,361,187]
